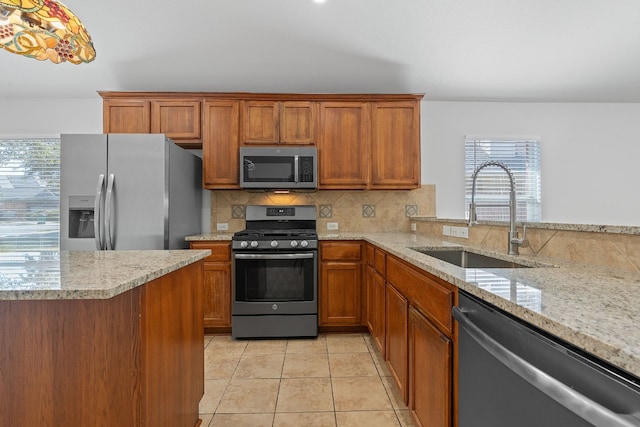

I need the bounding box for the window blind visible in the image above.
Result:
[465,137,541,222]
[0,138,60,251]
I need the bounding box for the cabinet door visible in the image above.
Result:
[103,100,151,133]
[242,101,279,144]
[366,264,386,356]
[280,101,316,145]
[370,101,420,189]
[203,262,231,328]
[318,102,370,189]
[409,306,451,427]
[319,261,362,326]
[202,100,240,189]
[151,100,201,141]
[385,283,409,403]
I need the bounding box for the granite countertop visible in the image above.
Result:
[0,250,210,301]
[187,231,640,377]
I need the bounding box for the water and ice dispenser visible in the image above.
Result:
[68,196,95,238]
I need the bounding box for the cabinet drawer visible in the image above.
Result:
[386,255,455,336]
[373,248,386,275]
[189,241,231,262]
[320,241,362,261]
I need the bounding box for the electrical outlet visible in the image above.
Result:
[216,223,229,231]
[450,226,469,239]
[327,222,339,230]
[410,223,417,232]
[443,225,451,236]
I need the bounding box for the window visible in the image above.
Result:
[465,136,541,222]
[0,137,60,251]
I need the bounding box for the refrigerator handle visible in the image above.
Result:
[94,174,105,250]
[105,173,115,250]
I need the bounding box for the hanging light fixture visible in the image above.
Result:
[0,0,95,64]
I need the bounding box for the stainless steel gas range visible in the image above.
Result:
[231,205,318,338]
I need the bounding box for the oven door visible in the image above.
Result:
[232,251,318,315]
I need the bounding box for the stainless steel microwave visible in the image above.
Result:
[240,147,317,189]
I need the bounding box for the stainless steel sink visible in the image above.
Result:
[411,248,533,269]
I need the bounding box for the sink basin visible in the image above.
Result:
[411,248,532,269]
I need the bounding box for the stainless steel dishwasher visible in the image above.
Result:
[454,291,640,427]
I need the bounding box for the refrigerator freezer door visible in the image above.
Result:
[60,134,108,250]
[106,134,168,249]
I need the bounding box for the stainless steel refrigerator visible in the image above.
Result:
[60,134,202,250]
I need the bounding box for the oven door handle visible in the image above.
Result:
[234,253,314,260]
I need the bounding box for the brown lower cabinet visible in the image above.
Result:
[190,241,232,331]
[385,282,409,402]
[409,305,452,427]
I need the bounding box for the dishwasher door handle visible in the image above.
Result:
[453,306,640,427]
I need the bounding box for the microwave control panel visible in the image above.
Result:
[299,157,314,182]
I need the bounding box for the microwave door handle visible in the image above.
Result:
[294,155,299,182]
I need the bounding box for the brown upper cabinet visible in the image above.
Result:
[99,92,423,190]
[100,93,202,148]
[241,101,316,145]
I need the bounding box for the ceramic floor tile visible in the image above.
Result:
[216,378,280,413]
[381,375,407,409]
[396,409,416,427]
[200,413,213,427]
[371,349,393,377]
[244,339,288,354]
[276,377,334,413]
[329,352,379,377]
[199,379,228,413]
[210,413,274,427]
[282,353,330,378]
[332,376,393,411]
[234,353,285,378]
[273,412,337,427]
[335,410,401,427]
[326,333,369,353]
[286,335,328,353]
[206,335,247,356]
[204,352,242,379]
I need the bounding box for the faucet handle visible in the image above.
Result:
[512,224,529,248]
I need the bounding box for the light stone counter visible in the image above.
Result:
[0,250,210,300]
[186,231,640,378]
[320,232,640,379]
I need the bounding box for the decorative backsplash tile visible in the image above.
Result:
[208,185,436,233]
[405,204,418,217]
[319,205,333,218]
[362,205,376,218]
[231,205,246,219]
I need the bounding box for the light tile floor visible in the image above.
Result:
[199,332,416,427]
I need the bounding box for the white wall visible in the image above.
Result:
[0,98,103,135]
[423,101,640,226]
[2,97,639,226]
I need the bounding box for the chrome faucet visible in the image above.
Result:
[468,161,528,255]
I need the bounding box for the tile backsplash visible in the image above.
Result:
[208,185,435,233]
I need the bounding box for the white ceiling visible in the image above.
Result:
[3,0,640,101]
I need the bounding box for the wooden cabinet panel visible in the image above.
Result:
[386,255,455,336]
[151,100,201,141]
[280,101,316,144]
[242,100,316,145]
[365,264,386,356]
[202,100,240,189]
[318,102,370,189]
[386,282,409,404]
[190,241,232,329]
[319,241,363,327]
[103,99,151,133]
[409,306,452,427]
[371,101,420,189]
[242,101,279,144]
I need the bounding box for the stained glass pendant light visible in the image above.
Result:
[0,0,95,64]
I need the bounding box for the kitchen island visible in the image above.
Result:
[0,250,209,427]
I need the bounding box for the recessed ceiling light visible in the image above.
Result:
[313,0,327,3]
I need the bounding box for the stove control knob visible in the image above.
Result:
[240,241,248,249]
[250,240,259,248]
[290,240,299,248]
[300,240,309,248]
[270,240,279,248]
